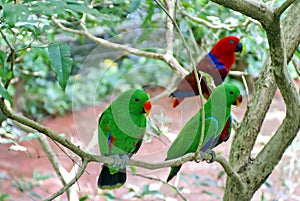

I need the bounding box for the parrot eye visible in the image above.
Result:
[134,98,140,102]
[229,40,235,44]
[229,91,234,95]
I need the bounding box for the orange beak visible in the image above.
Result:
[234,94,243,107]
[143,100,152,116]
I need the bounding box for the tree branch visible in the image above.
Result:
[210,0,274,27]
[133,173,188,201]
[153,0,206,161]
[164,0,174,55]
[43,159,88,201]
[215,155,245,192]
[51,16,188,77]
[38,135,72,201]
[275,0,296,16]
[0,29,15,89]
[249,0,300,190]
[180,9,251,30]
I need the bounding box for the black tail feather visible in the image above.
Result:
[97,164,126,190]
[167,165,182,182]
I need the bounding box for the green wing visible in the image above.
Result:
[167,110,202,160]
[98,107,113,155]
[167,109,221,160]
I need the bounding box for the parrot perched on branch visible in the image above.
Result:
[97,89,152,189]
[170,36,243,107]
[166,83,242,182]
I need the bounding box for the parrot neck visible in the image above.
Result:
[208,51,235,71]
[204,98,231,127]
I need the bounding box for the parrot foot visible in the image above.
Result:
[205,150,216,163]
[120,155,129,169]
[112,154,121,168]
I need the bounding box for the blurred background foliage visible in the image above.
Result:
[0,0,285,119]
[0,0,299,200]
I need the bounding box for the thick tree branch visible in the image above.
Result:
[221,0,300,200]
[222,0,299,169]
[210,0,274,27]
[181,9,251,30]
[215,155,245,192]
[249,0,300,190]
[275,0,296,16]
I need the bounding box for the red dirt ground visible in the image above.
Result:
[0,84,299,201]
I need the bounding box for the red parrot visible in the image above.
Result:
[170,36,243,107]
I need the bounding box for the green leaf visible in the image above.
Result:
[79,195,89,201]
[0,51,6,66]
[66,4,100,16]
[127,0,141,13]
[19,133,40,142]
[3,3,29,27]
[0,193,10,201]
[0,83,13,106]
[33,169,52,181]
[48,43,73,90]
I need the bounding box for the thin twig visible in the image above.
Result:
[38,135,71,201]
[51,16,188,77]
[43,159,88,201]
[0,29,15,89]
[241,74,250,103]
[164,0,174,55]
[133,173,188,201]
[153,0,205,164]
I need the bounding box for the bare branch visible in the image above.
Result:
[43,159,88,201]
[250,0,300,188]
[133,173,188,201]
[0,29,15,88]
[215,155,245,192]
[275,0,296,16]
[292,57,300,77]
[181,9,251,30]
[51,16,189,77]
[38,135,71,200]
[164,0,174,55]
[241,74,250,103]
[210,0,274,27]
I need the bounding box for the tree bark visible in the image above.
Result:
[223,1,300,200]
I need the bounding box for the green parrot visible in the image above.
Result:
[97,89,152,189]
[166,83,242,182]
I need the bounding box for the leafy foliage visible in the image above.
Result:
[0,0,299,200]
[48,43,73,90]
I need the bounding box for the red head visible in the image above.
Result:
[210,36,242,71]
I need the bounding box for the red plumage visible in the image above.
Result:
[170,36,243,107]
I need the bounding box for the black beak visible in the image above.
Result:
[235,42,243,53]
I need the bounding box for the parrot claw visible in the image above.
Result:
[112,154,121,168]
[120,155,129,169]
[205,150,216,163]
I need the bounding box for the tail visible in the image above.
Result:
[170,90,197,108]
[167,165,182,182]
[172,97,184,108]
[97,164,126,190]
